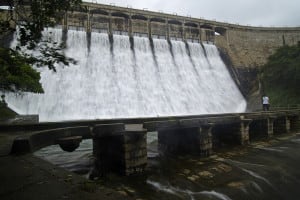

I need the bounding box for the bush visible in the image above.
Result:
[261,43,300,106]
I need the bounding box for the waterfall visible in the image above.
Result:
[6,28,246,121]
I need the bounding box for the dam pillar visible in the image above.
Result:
[182,20,186,41]
[108,13,112,36]
[158,125,213,156]
[166,19,169,40]
[211,26,216,44]
[148,19,152,38]
[62,13,68,31]
[86,7,91,33]
[198,23,202,42]
[91,123,147,177]
[128,16,133,37]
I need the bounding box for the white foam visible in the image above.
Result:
[6,28,246,121]
[147,180,232,200]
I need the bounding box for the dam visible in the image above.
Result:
[6,27,246,121]
[1,3,300,199]
[4,1,300,121]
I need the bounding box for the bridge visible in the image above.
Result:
[1,1,300,177]
[1,109,299,176]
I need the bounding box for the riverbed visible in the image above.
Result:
[35,133,300,200]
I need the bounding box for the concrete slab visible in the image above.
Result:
[0,154,133,200]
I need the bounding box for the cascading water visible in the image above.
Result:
[6,28,246,121]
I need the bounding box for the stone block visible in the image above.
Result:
[92,123,125,138]
[92,128,147,176]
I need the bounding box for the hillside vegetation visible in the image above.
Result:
[261,43,300,107]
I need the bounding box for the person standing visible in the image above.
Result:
[262,95,270,111]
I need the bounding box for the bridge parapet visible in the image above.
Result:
[10,126,91,154]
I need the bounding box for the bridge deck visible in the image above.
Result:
[0,109,299,156]
[1,110,298,132]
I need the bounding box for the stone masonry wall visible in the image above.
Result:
[215,28,300,69]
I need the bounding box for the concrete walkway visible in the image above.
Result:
[0,133,132,200]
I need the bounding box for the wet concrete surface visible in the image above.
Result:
[1,131,300,200]
[0,133,133,200]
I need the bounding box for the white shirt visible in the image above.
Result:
[262,96,269,104]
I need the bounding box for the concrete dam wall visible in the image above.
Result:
[49,2,300,105]
[6,2,300,119]
[47,2,300,67]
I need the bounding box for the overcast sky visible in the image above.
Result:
[84,0,300,27]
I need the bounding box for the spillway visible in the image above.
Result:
[6,28,246,121]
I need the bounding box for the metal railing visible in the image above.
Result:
[269,104,300,111]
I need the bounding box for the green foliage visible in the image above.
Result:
[261,43,300,105]
[0,0,82,93]
[0,47,43,93]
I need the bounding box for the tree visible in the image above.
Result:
[0,0,82,93]
[261,43,300,105]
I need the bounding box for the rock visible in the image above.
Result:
[123,187,135,195]
[183,169,191,175]
[211,167,222,173]
[187,175,200,182]
[227,181,244,188]
[117,191,128,196]
[198,171,213,178]
[217,164,232,173]
[187,176,196,181]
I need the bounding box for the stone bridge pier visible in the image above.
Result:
[91,123,147,177]
[249,117,275,139]
[273,116,291,134]
[248,114,297,141]
[290,115,300,132]
[157,125,213,157]
[212,119,251,148]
